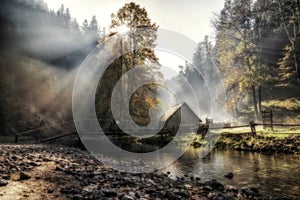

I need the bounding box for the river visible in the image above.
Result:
[82,136,300,199]
[161,148,300,199]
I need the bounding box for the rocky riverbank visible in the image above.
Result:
[215,134,300,154]
[0,144,275,200]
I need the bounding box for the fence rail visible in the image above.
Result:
[206,122,300,136]
[254,123,300,127]
[17,120,74,136]
[40,132,77,143]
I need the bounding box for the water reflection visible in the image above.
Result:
[162,148,300,199]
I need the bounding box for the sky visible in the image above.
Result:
[44,0,224,43]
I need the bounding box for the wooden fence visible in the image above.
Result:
[208,121,300,136]
[14,119,300,144]
[14,120,76,143]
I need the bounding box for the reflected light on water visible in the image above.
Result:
[161,148,300,199]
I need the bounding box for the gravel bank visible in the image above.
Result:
[0,144,274,199]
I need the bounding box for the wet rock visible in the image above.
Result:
[205,179,224,191]
[214,191,230,199]
[224,172,233,179]
[207,192,215,198]
[106,173,115,180]
[241,186,253,197]
[0,179,8,187]
[165,191,180,200]
[225,185,238,192]
[1,175,10,180]
[177,189,190,198]
[47,189,54,194]
[102,189,117,197]
[249,187,259,194]
[145,187,156,194]
[122,194,135,200]
[135,192,141,198]
[203,185,213,191]
[23,193,30,197]
[19,172,31,180]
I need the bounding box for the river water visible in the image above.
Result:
[82,136,300,199]
[161,148,300,199]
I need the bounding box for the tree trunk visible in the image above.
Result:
[258,86,262,117]
[293,51,300,81]
[252,85,259,120]
[291,41,300,81]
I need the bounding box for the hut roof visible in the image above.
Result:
[160,103,183,121]
[160,103,202,122]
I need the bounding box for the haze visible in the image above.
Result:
[44,0,224,42]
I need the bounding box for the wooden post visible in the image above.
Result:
[262,110,266,129]
[258,86,262,117]
[250,121,256,137]
[261,109,273,130]
[270,110,273,130]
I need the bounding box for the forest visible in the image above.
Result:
[190,0,300,123]
[0,0,101,133]
[0,0,300,199]
[1,0,300,134]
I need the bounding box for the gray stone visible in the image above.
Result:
[122,194,135,200]
[19,172,31,180]
[0,179,8,187]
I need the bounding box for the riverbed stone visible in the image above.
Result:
[122,194,135,200]
[19,171,31,180]
[224,172,233,179]
[241,186,253,197]
[0,179,8,187]
[225,185,238,192]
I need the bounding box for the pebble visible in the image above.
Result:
[19,172,31,180]
[224,172,234,179]
[0,179,8,187]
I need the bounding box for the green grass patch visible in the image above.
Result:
[262,98,300,111]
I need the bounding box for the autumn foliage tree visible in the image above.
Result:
[95,2,161,128]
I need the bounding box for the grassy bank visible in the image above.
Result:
[216,130,300,154]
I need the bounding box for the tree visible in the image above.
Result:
[56,4,64,17]
[213,0,273,119]
[82,19,89,33]
[96,2,161,127]
[71,18,80,31]
[88,15,99,39]
[193,35,215,81]
[276,0,300,82]
[64,8,71,27]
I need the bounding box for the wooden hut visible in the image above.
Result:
[160,103,202,134]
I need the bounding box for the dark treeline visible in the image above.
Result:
[0,0,103,133]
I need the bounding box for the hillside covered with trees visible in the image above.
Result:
[0,0,102,134]
[185,0,300,123]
